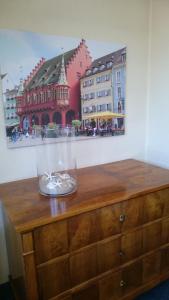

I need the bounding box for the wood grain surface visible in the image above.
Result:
[1,159,169,233]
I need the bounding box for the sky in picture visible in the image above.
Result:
[0,29,125,92]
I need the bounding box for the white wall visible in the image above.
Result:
[146,0,169,168]
[0,0,150,283]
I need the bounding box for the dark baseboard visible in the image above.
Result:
[0,282,14,300]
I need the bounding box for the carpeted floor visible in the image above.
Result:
[136,280,169,300]
[0,280,169,299]
[0,282,14,300]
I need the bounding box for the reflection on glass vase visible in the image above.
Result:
[36,126,77,196]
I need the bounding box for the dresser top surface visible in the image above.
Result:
[1,159,169,232]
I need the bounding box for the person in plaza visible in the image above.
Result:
[11,127,17,142]
[25,131,29,138]
[40,126,46,140]
[90,119,97,136]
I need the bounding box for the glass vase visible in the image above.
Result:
[36,126,77,196]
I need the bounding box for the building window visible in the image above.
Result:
[97,90,111,98]
[48,90,50,98]
[83,107,88,114]
[121,53,126,62]
[118,101,122,113]
[63,88,68,100]
[83,107,89,113]
[101,104,107,112]
[89,92,95,99]
[108,89,111,96]
[33,94,36,104]
[93,67,98,73]
[96,77,100,83]
[99,64,105,71]
[42,92,45,103]
[86,69,91,76]
[45,91,48,102]
[96,74,110,84]
[107,61,113,68]
[83,79,94,87]
[107,103,112,111]
[92,105,96,112]
[118,87,121,99]
[106,74,110,81]
[116,71,121,82]
[97,91,101,97]
[84,94,88,100]
[97,105,101,111]
[55,88,58,100]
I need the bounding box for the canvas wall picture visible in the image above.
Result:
[0,30,126,148]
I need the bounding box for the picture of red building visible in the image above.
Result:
[16,39,92,130]
[1,30,126,148]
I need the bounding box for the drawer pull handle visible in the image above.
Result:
[120,280,126,287]
[119,250,125,256]
[119,214,125,222]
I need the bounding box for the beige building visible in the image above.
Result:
[81,65,113,127]
[80,48,126,129]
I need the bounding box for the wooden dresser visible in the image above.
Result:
[1,159,169,300]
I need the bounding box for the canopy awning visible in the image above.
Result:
[6,121,19,128]
[82,111,125,120]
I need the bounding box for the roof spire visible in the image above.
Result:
[58,48,67,85]
[17,78,24,95]
[17,66,24,95]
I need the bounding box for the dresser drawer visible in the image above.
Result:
[68,211,100,251]
[37,255,70,299]
[161,245,169,274]
[97,229,143,272]
[122,260,142,296]
[162,218,169,244]
[54,285,99,300]
[99,202,121,239]
[119,190,168,233]
[34,220,68,264]
[121,228,143,263]
[143,191,164,223]
[70,244,98,286]
[142,251,161,283]
[121,197,143,232]
[143,220,162,253]
[72,283,99,300]
[68,190,168,255]
[121,190,168,232]
[97,236,121,273]
[161,188,169,217]
[99,197,143,240]
[99,269,122,300]
[99,260,142,300]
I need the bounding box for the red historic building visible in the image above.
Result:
[16,40,92,130]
